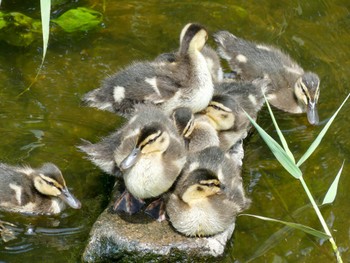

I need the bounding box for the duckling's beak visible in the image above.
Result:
[120,148,141,171]
[307,101,319,125]
[59,188,81,209]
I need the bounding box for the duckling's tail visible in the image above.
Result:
[82,87,115,112]
[212,31,238,61]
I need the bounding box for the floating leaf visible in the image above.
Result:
[52,7,102,33]
[245,110,302,179]
[241,214,330,239]
[322,161,344,205]
[297,93,350,167]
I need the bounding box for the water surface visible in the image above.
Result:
[0,0,349,262]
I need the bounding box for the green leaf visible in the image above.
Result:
[52,7,103,33]
[264,94,295,163]
[245,204,311,263]
[40,0,51,64]
[297,93,350,167]
[241,214,331,239]
[245,110,302,179]
[322,161,344,205]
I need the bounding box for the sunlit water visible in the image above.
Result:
[0,0,349,262]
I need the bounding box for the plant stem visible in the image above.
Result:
[299,176,343,262]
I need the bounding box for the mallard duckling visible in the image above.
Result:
[79,105,186,213]
[156,45,223,84]
[83,23,214,117]
[213,30,320,125]
[0,163,81,215]
[166,146,249,237]
[172,107,219,152]
[202,79,267,151]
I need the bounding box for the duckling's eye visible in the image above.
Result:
[148,138,156,144]
[197,186,203,191]
[47,181,55,187]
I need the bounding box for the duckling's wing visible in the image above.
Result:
[83,61,183,115]
[0,164,28,205]
[83,61,159,115]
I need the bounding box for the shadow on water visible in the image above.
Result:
[1,0,349,262]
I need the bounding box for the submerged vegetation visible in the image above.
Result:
[0,1,104,95]
[0,6,102,47]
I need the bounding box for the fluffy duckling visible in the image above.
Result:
[156,45,223,84]
[203,79,267,151]
[166,146,250,237]
[83,23,214,117]
[78,105,186,213]
[0,163,81,215]
[172,107,219,152]
[213,30,320,125]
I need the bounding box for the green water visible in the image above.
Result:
[0,0,349,262]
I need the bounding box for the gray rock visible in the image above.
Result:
[83,187,235,262]
[83,142,245,262]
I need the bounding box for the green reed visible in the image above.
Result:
[243,93,350,262]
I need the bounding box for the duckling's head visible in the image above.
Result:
[172,107,195,138]
[120,123,170,170]
[204,95,236,131]
[33,163,81,209]
[179,23,208,55]
[294,72,320,125]
[180,168,222,205]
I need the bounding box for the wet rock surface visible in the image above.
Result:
[83,204,235,262]
[82,175,238,262]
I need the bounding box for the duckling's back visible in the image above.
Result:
[214,30,305,96]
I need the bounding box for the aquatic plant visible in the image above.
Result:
[10,1,103,96]
[243,93,350,262]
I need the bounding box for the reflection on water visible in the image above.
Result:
[0,0,349,262]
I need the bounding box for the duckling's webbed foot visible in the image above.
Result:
[113,190,145,215]
[145,198,166,222]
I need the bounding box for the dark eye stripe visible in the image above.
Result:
[44,179,61,189]
[209,104,224,111]
[140,131,162,149]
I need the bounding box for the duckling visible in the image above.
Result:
[203,79,267,151]
[172,107,219,152]
[0,163,81,215]
[78,104,186,213]
[155,45,223,84]
[166,146,250,237]
[213,30,320,125]
[83,23,214,117]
